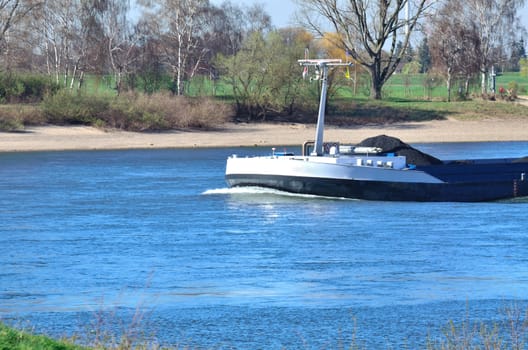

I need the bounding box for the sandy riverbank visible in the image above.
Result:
[1,117,527,152]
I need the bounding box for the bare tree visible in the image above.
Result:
[139,0,212,96]
[0,0,41,45]
[212,1,244,56]
[78,0,110,80]
[37,0,82,85]
[427,0,524,96]
[429,1,480,101]
[134,22,164,94]
[298,0,429,99]
[213,1,272,57]
[462,0,525,94]
[0,0,42,67]
[97,0,138,93]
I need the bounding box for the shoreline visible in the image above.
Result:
[1,118,527,153]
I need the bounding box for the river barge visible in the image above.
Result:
[225,59,528,202]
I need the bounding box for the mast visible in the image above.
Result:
[298,59,351,156]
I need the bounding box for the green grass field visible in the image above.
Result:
[78,71,528,100]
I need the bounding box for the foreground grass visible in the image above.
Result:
[0,323,87,350]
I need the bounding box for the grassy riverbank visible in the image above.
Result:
[0,323,86,350]
[2,92,528,134]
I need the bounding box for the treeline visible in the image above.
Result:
[0,0,527,126]
[0,0,349,123]
[0,0,284,98]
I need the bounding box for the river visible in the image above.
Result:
[1,142,527,348]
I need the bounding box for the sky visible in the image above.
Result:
[212,0,528,37]
[255,0,298,27]
[210,0,297,27]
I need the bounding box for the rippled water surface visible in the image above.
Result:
[1,142,528,348]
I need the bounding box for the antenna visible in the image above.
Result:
[298,59,352,156]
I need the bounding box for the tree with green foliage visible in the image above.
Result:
[401,61,419,97]
[508,39,526,72]
[216,29,310,121]
[405,43,415,63]
[417,37,431,73]
[216,31,270,120]
[396,41,414,63]
[134,28,166,94]
[520,57,528,77]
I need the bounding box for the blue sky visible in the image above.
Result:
[210,0,296,27]
[212,0,528,34]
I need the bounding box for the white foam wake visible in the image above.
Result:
[202,186,353,200]
[202,186,284,196]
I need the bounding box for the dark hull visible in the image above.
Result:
[226,174,528,202]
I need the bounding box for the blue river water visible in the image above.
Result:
[1,142,528,349]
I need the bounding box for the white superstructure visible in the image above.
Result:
[226,151,443,185]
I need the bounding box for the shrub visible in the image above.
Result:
[38,90,233,131]
[0,73,58,103]
[166,94,233,129]
[508,81,519,99]
[42,90,111,125]
[0,104,45,131]
[103,92,233,131]
[0,116,24,131]
[21,75,60,102]
[104,92,170,131]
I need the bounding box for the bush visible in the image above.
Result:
[0,73,58,103]
[41,90,233,131]
[102,92,233,131]
[0,104,45,131]
[508,81,519,99]
[42,90,111,125]
[22,75,60,102]
[0,116,23,131]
